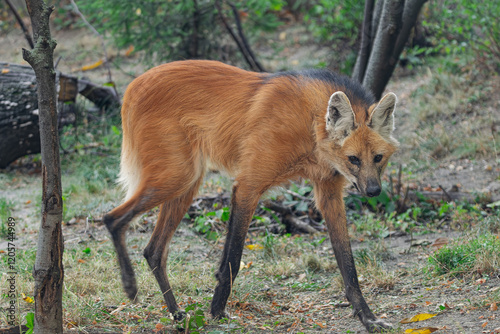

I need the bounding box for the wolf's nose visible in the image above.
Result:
[366,185,381,197]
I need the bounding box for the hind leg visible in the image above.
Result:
[105,155,203,301]
[104,190,159,301]
[143,177,203,320]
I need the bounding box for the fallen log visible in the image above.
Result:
[0,62,120,168]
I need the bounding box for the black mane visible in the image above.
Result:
[266,69,376,107]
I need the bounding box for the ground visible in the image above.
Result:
[0,19,500,334]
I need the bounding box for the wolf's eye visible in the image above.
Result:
[348,156,361,166]
[374,154,383,163]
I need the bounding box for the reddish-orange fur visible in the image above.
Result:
[104,60,398,333]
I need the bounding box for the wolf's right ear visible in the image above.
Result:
[368,92,397,141]
[326,91,356,142]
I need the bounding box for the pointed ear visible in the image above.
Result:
[369,92,397,140]
[326,91,356,142]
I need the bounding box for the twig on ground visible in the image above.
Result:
[438,184,453,202]
[263,200,318,234]
[285,189,311,201]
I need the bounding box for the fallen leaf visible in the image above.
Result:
[491,303,498,311]
[431,237,448,249]
[124,45,135,57]
[425,301,432,306]
[314,322,326,328]
[1,68,10,74]
[21,293,34,303]
[245,244,263,250]
[154,323,165,332]
[443,302,454,309]
[482,321,488,328]
[78,259,85,263]
[400,313,438,324]
[25,200,31,204]
[80,59,104,72]
[404,327,439,334]
[475,278,487,285]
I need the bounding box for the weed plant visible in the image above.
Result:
[428,232,500,277]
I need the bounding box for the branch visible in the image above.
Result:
[215,0,254,69]
[215,0,265,72]
[263,200,319,234]
[5,0,34,49]
[227,1,265,72]
[390,0,429,67]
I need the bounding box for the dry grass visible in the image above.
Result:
[391,69,500,169]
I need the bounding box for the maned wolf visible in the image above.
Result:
[104,60,398,332]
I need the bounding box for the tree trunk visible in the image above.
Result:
[22,1,64,333]
[362,0,404,98]
[0,63,40,168]
[353,0,428,99]
[352,0,374,83]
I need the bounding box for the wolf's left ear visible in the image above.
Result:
[368,92,397,140]
[326,91,356,142]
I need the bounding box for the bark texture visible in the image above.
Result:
[22,1,64,333]
[353,0,428,99]
[0,63,40,168]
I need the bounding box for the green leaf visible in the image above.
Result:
[25,312,34,334]
[111,125,120,135]
[487,200,500,208]
[295,201,309,212]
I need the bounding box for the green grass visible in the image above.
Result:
[0,198,14,239]
[428,232,500,277]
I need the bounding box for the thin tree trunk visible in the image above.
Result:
[22,1,64,333]
[352,0,374,83]
[362,0,404,99]
[370,0,384,50]
[391,0,428,62]
[354,0,428,99]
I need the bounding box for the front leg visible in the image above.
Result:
[314,176,392,333]
[211,181,263,319]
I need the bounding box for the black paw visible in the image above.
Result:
[172,310,186,321]
[124,284,138,302]
[211,309,228,320]
[364,318,392,333]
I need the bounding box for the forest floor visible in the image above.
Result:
[1,19,500,334]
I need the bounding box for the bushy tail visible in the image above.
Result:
[117,102,141,202]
